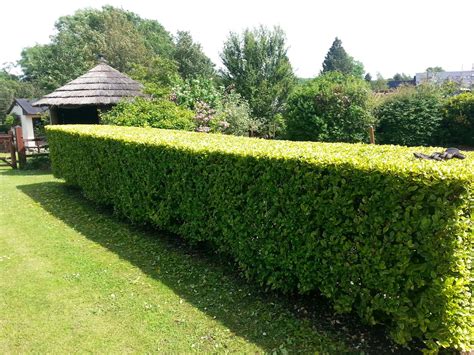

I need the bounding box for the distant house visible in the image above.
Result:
[415,70,474,89]
[7,98,48,146]
[33,60,144,124]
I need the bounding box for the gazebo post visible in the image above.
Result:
[49,106,59,124]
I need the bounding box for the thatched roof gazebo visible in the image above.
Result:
[33,61,143,124]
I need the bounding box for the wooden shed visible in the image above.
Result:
[33,61,143,124]
[7,98,48,146]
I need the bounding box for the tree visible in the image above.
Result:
[352,60,365,78]
[129,56,181,98]
[364,73,372,82]
[172,76,222,110]
[371,73,388,91]
[0,69,44,122]
[220,26,295,137]
[173,31,216,80]
[285,72,374,142]
[424,67,445,84]
[19,6,174,91]
[392,73,412,81]
[426,67,444,74]
[321,37,364,77]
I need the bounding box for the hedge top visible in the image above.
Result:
[46,125,474,182]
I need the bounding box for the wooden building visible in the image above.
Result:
[33,61,143,124]
[7,98,48,146]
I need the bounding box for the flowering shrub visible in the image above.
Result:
[172,77,222,110]
[213,91,256,136]
[193,101,215,133]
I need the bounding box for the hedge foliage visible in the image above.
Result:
[439,92,474,146]
[47,125,473,351]
[375,86,443,146]
[285,72,373,143]
[100,97,196,131]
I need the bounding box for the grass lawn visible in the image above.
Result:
[0,164,408,353]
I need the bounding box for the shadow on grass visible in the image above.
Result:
[18,181,417,354]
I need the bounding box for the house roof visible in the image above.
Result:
[8,98,48,115]
[33,62,144,107]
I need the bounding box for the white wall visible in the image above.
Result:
[23,115,36,144]
[10,104,36,147]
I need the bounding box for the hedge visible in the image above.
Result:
[285,72,373,143]
[439,92,474,146]
[375,86,443,146]
[46,125,473,351]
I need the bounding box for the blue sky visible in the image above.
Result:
[1,0,473,78]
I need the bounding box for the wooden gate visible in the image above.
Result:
[0,131,17,168]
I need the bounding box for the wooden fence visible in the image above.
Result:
[0,126,49,169]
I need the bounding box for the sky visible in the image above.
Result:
[0,0,473,78]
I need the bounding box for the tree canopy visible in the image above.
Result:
[321,37,365,78]
[391,73,413,81]
[18,7,187,91]
[0,70,45,122]
[220,26,295,136]
[173,31,216,80]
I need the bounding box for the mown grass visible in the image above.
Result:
[0,166,413,353]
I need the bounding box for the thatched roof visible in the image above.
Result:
[33,63,144,107]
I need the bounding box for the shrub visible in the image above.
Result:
[212,91,256,136]
[438,92,474,146]
[375,86,443,146]
[285,72,373,142]
[4,114,16,127]
[0,114,19,133]
[100,97,196,131]
[47,125,473,352]
[172,79,260,137]
[172,76,222,110]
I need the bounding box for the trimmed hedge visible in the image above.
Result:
[439,92,474,146]
[47,125,473,351]
[375,86,443,146]
[285,72,373,143]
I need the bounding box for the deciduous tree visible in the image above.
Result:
[19,6,174,91]
[173,31,216,80]
[220,26,295,137]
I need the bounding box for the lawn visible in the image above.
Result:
[0,165,407,353]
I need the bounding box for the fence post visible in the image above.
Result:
[369,126,375,144]
[14,126,26,169]
[9,130,17,169]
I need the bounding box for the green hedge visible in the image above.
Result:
[439,92,474,146]
[285,72,373,143]
[375,86,443,146]
[47,125,473,351]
